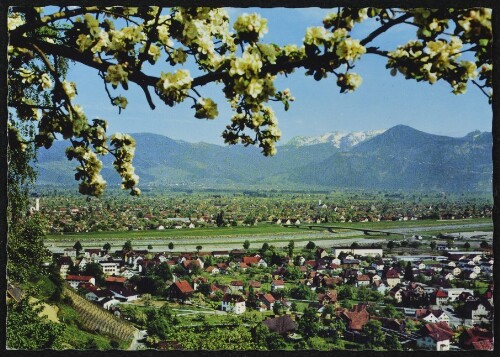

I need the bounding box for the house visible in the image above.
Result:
[389,286,403,303]
[459,327,493,350]
[444,288,474,302]
[66,275,95,289]
[221,294,246,314]
[415,322,454,351]
[371,260,385,271]
[316,248,328,259]
[85,288,114,302]
[64,247,77,257]
[119,268,136,279]
[212,251,230,258]
[271,280,285,291]
[434,289,449,306]
[205,266,220,275]
[463,299,493,321]
[385,269,401,287]
[355,275,370,287]
[182,259,203,273]
[415,309,449,324]
[98,296,120,310]
[166,280,194,302]
[57,256,73,278]
[372,280,388,295]
[216,263,229,273]
[242,255,267,267]
[339,305,370,331]
[111,288,140,302]
[99,261,120,276]
[317,290,338,305]
[230,281,244,291]
[259,293,276,310]
[193,277,208,291]
[263,315,297,336]
[84,248,103,259]
[248,281,262,290]
[76,257,89,271]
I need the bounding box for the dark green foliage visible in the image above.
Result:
[298,307,321,339]
[216,211,224,227]
[123,240,133,252]
[287,240,295,257]
[404,261,414,281]
[243,239,250,250]
[73,240,83,254]
[7,298,65,349]
[154,262,173,281]
[305,241,316,251]
[8,215,51,283]
[363,320,385,348]
[82,263,105,285]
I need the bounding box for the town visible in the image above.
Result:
[42,220,493,351]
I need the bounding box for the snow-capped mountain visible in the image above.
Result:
[285,129,386,149]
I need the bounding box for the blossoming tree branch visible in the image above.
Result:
[8,7,492,196]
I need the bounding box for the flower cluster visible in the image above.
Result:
[105,64,129,89]
[156,69,193,106]
[194,98,218,119]
[233,13,268,43]
[337,73,363,93]
[336,38,366,61]
[66,145,107,197]
[110,133,140,195]
[387,37,480,95]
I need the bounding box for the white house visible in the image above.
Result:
[444,288,474,302]
[66,275,95,289]
[99,262,120,275]
[221,294,246,314]
[416,323,453,351]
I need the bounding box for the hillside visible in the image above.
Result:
[35,125,492,193]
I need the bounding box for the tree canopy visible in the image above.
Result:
[7,6,492,197]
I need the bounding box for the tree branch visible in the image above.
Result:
[360,13,413,46]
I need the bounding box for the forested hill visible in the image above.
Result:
[36,125,492,193]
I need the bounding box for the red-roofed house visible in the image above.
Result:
[259,293,276,311]
[434,290,449,306]
[356,275,370,287]
[242,256,267,267]
[416,322,454,351]
[385,269,401,287]
[230,281,244,291]
[459,327,493,350]
[271,280,285,291]
[340,306,370,331]
[66,275,95,289]
[166,280,194,302]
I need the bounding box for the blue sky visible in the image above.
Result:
[67,8,492,145]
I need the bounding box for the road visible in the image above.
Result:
[45,222,492,253]
[128,329,147,351]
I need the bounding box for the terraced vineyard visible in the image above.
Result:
[63,287,135,342]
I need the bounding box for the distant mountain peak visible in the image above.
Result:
[285,129,386,149]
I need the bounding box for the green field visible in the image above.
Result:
[46,217,492,241]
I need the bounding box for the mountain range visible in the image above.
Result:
[35,125,493,193]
